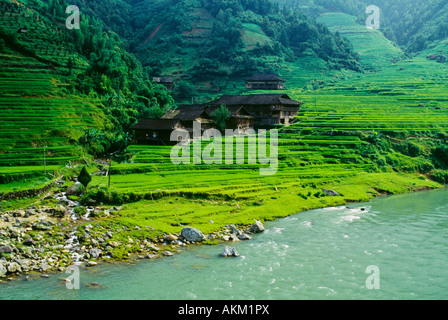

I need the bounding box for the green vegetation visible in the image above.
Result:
[1,0,448,259]
[77,166,92,187]
[68,0,363,102]
[210,105,231,131]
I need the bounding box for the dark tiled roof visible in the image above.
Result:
[152,77,174,83]
[245,74,285,82]
[206,105,252,118]
[133,119,183,130]
[162,105,208,121]
[205,94,302,106]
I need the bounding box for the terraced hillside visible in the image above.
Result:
[70,11,448,236]
[0,0,107,184]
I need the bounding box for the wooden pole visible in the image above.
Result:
[43,145,46,175]
[108,155,111,188]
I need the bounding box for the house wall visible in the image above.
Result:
[245,81,284,90]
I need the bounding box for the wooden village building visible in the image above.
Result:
[204,94,302,127]
[162,104,214,131]
[152,77,174,90]
[133,94,302,145]
[133,119,187,145]
[245,74,286,90]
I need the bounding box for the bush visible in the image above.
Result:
[429,171,448,184]
[73,206,87,217]
[77,166,92,188]
[433,145,448,167]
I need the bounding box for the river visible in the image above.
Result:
[1,187,447,300]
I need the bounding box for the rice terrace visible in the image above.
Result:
[0,0,448,302]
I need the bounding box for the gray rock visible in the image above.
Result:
[66,182,85,196]
[147,243,160,251]
[227,224,242,235]
[0,246,12,253]
[322,189,339,196]
[221,246,240,257]
[0,264,7,277]
[238,233,252,240]
[7,262,21,273]
[23,239,35,246]
[89,248,102,259]
[163,251,173,256]
[180,227,205,243]
[228,234,240,242]
[40,264,51,272]
[145,254,157,259]
[163,233,178,243]
[250,220,265,233]
[86,282,106,289]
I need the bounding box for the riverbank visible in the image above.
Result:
[0,170,442,282]
[2,186,448,300]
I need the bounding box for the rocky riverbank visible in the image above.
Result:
[0,181,266,281]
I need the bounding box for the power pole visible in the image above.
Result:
[43,145,47,175]
[108,155,111,188]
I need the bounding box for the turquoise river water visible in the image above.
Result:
[0,187,447,300]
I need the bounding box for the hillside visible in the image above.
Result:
[0,0,105,173]
[0,0,174,185]
[276,0,448,53]
[69,0,363,102]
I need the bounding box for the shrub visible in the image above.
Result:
[77,166,92,188]
[73,206,87,217]
[429,171,448,184]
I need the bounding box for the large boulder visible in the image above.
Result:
[66,182,85,196]
[221,246,240,257]
[322,189,339,197]
[7,262,22,273]
[180,227,205,243]
[250,220,265,233]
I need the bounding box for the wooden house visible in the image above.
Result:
[152,77,174,90]
[162,104,214,131]
[245,74,286,90]
[206,105,254,132]
[204,94,302,127]
[133,119,188,145]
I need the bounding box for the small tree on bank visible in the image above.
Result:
[77,166,92,188]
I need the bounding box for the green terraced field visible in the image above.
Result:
[0,0,108,183]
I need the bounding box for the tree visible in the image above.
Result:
[77,166,92,188]
[67,57,74,75]
[211,105,231,131]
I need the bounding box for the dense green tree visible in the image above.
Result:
[211,105,231,131]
